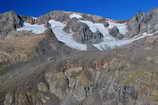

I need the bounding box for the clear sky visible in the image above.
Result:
[0,0,158,20]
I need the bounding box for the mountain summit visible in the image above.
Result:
[1,9,158,105]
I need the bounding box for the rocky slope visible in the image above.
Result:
[1,8,158,105]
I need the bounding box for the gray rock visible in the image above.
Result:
[81,94,102,105]
[45,72,69,99]
[127,12,145,36]
[4,93,13,105]
[0,11,22,37]
[64,20,103,44]
[109,26,124,39]
[38,11,70,24]
[37,82,49,92]
[103,22,109,27]
[61,95,80,105]
[127,8,158,37]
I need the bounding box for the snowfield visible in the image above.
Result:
[17,22,47,34]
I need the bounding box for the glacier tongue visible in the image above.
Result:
[49,20,87,51]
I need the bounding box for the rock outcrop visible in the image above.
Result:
[109,26,124,39]
[64,20,104,44]
[0,11,22,37]
[127,8,158,37]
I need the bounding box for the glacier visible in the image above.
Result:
[48,19,157,51]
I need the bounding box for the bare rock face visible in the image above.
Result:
[109,26,124,39]
[73,25,104,44]
[64,20,104,44]
[45,72,69,99]
[0,11,22,37]
[37,11,70,24]
[20,15,37,24]
[0,11,40,37]
[127,12,145,37]
[145,8,158,33]
[127,8,158,37]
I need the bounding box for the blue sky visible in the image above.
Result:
[0,0,158,20]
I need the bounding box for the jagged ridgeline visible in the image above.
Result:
[1,9,158,105]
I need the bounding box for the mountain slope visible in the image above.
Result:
[1,9,158,105]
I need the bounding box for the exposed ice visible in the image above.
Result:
[49,20,87,51]
[17,22,47,34]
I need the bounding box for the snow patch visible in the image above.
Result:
[70,14,83,19]
[17,22,47,34]
[49,20,87,51]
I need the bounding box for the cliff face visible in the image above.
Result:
[127,8,158,37]
[1,9,158,105]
